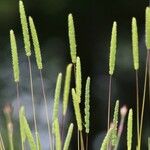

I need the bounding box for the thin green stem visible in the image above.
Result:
[39,70,53,150]
[139,50,149,149]
[86,133,88,150]
[80,131,84,150]
[135,70,140,145]
[107,75,112,131]
[16,82,20,110]
[27,56,38,146]
[78,130,80,150]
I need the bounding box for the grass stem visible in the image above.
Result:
[39,70,53,150]
[85,133,88,150]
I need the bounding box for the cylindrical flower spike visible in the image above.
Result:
[54,118,61,150]
[127,109,133,150]
[19,1,31,56]
[63,123,74,150]
[109,21,117,75]
[10,30,19,82]
[146,7,150,49]
[68,14,77,63]
[84,77,90,134]
[29,16,43,70]
[52,73,62,133]
[63,64,72,116]
[72,88,82,131]
[76,57,82,103]
[132,17,139,70]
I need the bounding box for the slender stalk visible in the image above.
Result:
[61,115,65,144]
[80,131,85,150]
[27,56,38,145]
[39,70,53,150]
[85,133,88,150]
[107,75,112,131]
[16,82,20,110]
[78,130,80,150]
[138,50,149,149]
[135,70,140,145]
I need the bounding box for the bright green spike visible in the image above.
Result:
[19,106,26,150]
[111,100,119,146]
[10,30,19,82]
[76,57,82,103]
[146,7,150,49]
[19,1,31,56]
[63,64,72,116]
[52,73,62,133]
[127,109,133,150]
[132,17,139,70]
[68,13,77,63]
[29,16,43,69]
[109,21,117,75]
[100,127,113,150]
[72,88,82,131]
[54,118,61,150]
[84,77,90,134]
[63,123,74,150]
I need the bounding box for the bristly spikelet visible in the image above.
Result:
[54,118,61,150]
[111,100,119,146]
[146,7,150,49]
[132,17,139,70]
[29,16,43,69]
[52,73,62,133]
[109,21,117,75]
[63,123,74,150]
[68,13,77,63]
[84,77,90,134]
[76,57,82,103]
[63,64,72,116]
[19,1,31,56]
[10,30,19,82]
[127,109,133,150]
[72,88,82,131]
[100,127,113,150]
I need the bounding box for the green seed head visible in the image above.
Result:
[63,123,74,150]
[68,13,77,63]
[63,64,72,116]
[19,1,31,56]
[84,77,90,134]
[72,88,82,131]
[111,100,119,146]
[10,30,20,82]
[109,21,117,75]
[52,73,62,133]
[132,17,139,70]
[29,16,43,69]
[76,57,82,103]
[127,109,133,150]
[146,7,150,49]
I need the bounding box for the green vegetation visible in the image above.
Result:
[0,1,150,150]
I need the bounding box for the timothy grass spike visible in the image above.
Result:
[52,73,62,133]
[112,100,119,146]
[109,21,117,75]
[76,57,82,103]
[19,1,31,56]
[72,88,82,131]
[132,17,139,70]
[84,77,90,134]
[146,7,150,49]
[29,16,43,69]
[54,118,61,150]
[100,127,113,150]
[63,64,72,116]
[10,30,19,82]
[127,109,133,150]
[63,123,74,150]
[68,13,77,63]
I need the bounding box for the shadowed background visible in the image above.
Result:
[0,0,149,149]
